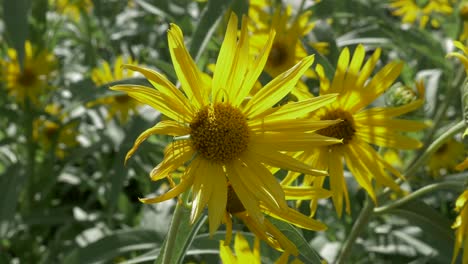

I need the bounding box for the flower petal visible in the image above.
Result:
[150,140,194,181]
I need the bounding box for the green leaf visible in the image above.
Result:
[63,229,162,264]
[269,217,324,264]
[0,164,25,238]
[188,0,234,62]
[155,206,207,264]
[4,0,30,70]
[389,200,455,264]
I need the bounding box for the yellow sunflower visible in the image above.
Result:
[447,41,468,74]
[220,232,304,264]
[111,13,341,240]
[33,104,79,158]
[248,1,327,100]
[427,138,465,177]
[282,45,427,217]
[389,0,453,28]
[1,41,56,105]
[90,56,141,123]
[452,190,468,264]
[459,2,468,41]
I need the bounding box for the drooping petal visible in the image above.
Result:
[122,64,195,114]
[139,157,200,203]
[260,205,327,231]
[251,132,341,151]
[207,163,227,236]
[124,120,190,164]
[111,85,191,122]
[282,186,332,200]
[150,140,194,181]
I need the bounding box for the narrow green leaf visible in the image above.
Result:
[4,0,30,70]
[189,0,234,62]
[390,200,455,264]
[63,229,162,264]
[0,164,25,238]
[269,217,324,264]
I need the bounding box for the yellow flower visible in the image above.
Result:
[282,45,427,217]
[50,0,93,21]
[427,138,465,177]
[220,232,304,264]
[33,104,79,158]
[447,41,468,74]
[111,13,340,240]
[389,0,453,28]
[248,1,326,100]
[456,157,468,171]
[452,190,468,264]
[1,41,56,105]
[90,56,141,123]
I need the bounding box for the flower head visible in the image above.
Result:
[452,190,468,264]
[111,13,340,243]
[50,0,93,21]
[1,41,56,105]
[248,1,326,100]
[390,0,453,28]
[427,138,465,177]
[90,56,141,123]
[283,45,427,216]
[33,104,79,158]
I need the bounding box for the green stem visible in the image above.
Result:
[335,197,375,264]
[160,191,190,264]
[374,181,464,214]
[405,120,466,178]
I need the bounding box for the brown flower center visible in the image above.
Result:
[17,68,37,87]
[268,41,290,68]
[190,103,249,163]
[317,109,356,144]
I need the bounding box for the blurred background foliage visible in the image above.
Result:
[0,0,467,263]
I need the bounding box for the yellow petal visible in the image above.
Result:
[110,84,191,122]
[124,120,190,164]
[150,140,194,181]
[243,55,315,119]
[167,23,206,108]
[261,205,327,231]
[207,163,227,236]
[283,186,333,200]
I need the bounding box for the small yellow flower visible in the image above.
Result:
[427,138,465,177]
[248,1,327,99]
[50,0,93,21]
[283,45,428,217]
[33,104,79,158]
[389,0,453,28]
[1,41,56,105]
[220,232,304,264]
[90,56,141,123]
[447,41,468,74]
[452,190,468,264]
[111,13,340,246]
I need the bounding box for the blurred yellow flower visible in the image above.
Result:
[283,45,427,217]
[390,0,453,28]
[447,41,468,74]
[90,56,141,123]
[248,0,327,99]
[1,41,56,105]
[33,104,79,158]
[220,232,304,264]
[427,138,465,177]
[112,13,340,241]
[50,0,93,21]
[452,190,468,264]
